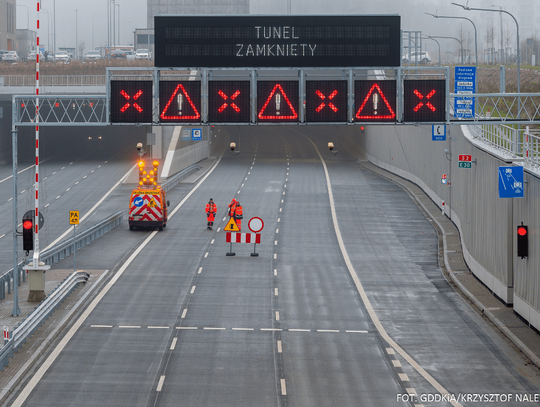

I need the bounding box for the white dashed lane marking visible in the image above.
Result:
[181,309,188,319]
[89,325,371,333]
[281,379,287,396]
[190,286,196,294]
[170,338,178,350]
[148,326,169,329]
[156,375,165,392]
[277,340,282,353]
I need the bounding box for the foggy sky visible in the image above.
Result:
[15,0,529,58]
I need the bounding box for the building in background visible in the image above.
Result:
[140,0,250,55]
[16,29,36,59]
[0,0,17,51]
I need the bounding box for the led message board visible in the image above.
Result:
[110,81,153,123]
[159,81,202,123]
[257,81,299,122]
[403,80,446,123]
[355,80,397,122]
[305,81,348,122]
[155,15,401,68]
[208,81,251,123]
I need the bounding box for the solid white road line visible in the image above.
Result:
[156,375,166,392]
[10,156,227,407]
[170,338,178,350]
[181,309,188,319]
[302,134,464,407]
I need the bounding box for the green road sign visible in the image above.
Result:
[458,162,472,168]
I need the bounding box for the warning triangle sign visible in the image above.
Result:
[148,199,156,208]
[258,84,298,120]
[224,217,240,232]
[160,84,201,120]
[356,84,396,120]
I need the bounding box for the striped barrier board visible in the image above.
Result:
[226,232,261,244]
[225,232,261,257]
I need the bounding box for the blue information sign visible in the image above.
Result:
[498,166,524,198]
[192,129,202,140]
[432,124,446,141]
[454,67,476,119]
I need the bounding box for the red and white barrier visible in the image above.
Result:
[226,232,261,244]
[225,232,261,257]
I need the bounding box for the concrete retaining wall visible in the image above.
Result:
[358,123,540,331]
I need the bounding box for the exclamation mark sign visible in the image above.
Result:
[373,93,379,115]
[177,94,183,115]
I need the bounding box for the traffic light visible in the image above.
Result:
[517,223,528,258]
[22,215,34,252]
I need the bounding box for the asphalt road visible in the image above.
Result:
[6,126,540,407]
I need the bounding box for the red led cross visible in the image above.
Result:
[413,89,436,112]
[120,90,143,113]
[218,90,241,113]
[315,90,338,113]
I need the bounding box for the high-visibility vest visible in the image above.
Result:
[235,205,243,219]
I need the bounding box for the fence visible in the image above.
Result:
[0,75,106,87]
[468,124,540,173]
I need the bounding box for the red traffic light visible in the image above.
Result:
[517,226,527,236]
[23,220,33,230]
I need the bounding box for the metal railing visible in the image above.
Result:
[0,271,90,371]
[0,211,123,300]
[468,123,540,171]
[1,75,106,87]
[161,164,202,192]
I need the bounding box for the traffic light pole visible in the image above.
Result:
[11,122,20,317]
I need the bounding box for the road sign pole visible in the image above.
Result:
[73,224,76,272]
[11,123,20,316]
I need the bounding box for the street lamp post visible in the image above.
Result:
[452,2,520,93]
[117,4,120,45]
[40,9,52,52]
[16,5,29,30]
[423,36,441,66]
[425,13,478,68]
[491,5,504,64]
[430,35,464,64]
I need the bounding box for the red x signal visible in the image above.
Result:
[120,89,144,113]
[218,90,241,113]
[413,89,436,112]
[315,90,339,112]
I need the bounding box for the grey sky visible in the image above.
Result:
[15,0,532,58]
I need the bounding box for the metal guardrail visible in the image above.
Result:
[0,271,90,371]
[0,75,106,87]
[468,124,540,172]
[161,164,202,192]
[0,211,124,300]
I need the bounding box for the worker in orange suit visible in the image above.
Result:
[228,198,240,230]
[206,198,217,230]
[234,201,243,231]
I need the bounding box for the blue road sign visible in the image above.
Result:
[498,166,524,198]
[432,124,446,141]
[454,67,476,119]
[192,129,202,140]
[133,196,144,207]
